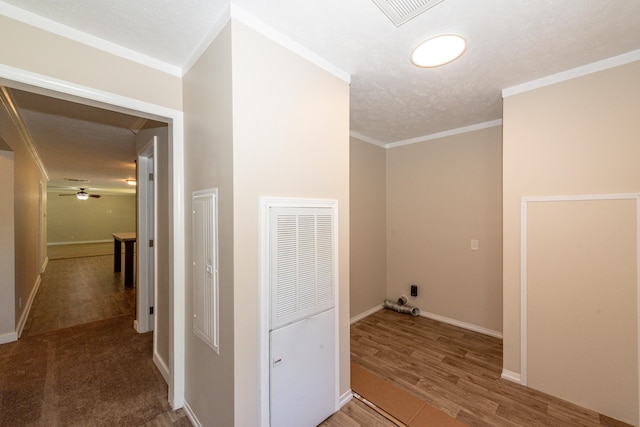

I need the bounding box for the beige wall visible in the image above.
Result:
[386,126,503,333]
[231,19,350,426]
[182,22,235,427]
[503,60,640,423]
[136,126,171,372]
[0,94,47,332]
[47,193,135,243]
[0,145,15,339]
[0,15,182,111]
[350,137,387,317]
[1,11,182,401]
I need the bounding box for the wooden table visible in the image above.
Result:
[112,232,136,288]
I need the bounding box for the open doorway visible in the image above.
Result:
[0,67,185,408]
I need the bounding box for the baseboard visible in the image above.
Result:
[183,400,202,427]
[0,331,18,345]
[47,239,111,246]
[501,369,522,384]
[419,310,503,339]
[350,304,383,324]
[41,256,48,273]
[339,389,353,407]
[153,352,170,384]
[16,274,41,338]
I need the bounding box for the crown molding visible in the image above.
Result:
[349,131,387,148]
[230,4,351,84]
[0,1,181,77]
[386,119,503,149]
[503,49,640,98]
[181,3,231,76]
[0,86,49,181]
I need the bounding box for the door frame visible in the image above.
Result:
[136,137,157,334]
[0,64,186,409]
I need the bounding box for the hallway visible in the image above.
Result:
[22,250,134,337]
[0,248,189,426]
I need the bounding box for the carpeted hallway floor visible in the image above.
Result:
[0,316,177,426]
[0,247,189,426]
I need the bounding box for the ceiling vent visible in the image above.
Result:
[372,0,446,26]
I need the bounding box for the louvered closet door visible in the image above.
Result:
[269,205,337,427]
[270,207,335,331]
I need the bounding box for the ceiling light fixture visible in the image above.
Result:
[76,190,89,200]
[411,34,466,68]
[126,179,137,186]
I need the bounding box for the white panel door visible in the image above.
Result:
[270,308,335,427]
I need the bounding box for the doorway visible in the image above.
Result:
[0,65,186,408]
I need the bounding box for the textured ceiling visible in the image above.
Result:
[1,0,640,155]
[233,0,640,143]
[3,0,640,144]
[7,87,165,194]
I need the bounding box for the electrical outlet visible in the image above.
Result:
[410,284,418,297]
[471,239,479,250]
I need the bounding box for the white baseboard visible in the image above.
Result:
[16,274,41,338]
[47,239,112,246]
[501,369,522,384]
[350,304,383,324]
[339,389,353,407]
[183,400,202,427]
[419,310,503,339]
[0,331,18,345]
[153,352,170,384]
[41,256,48,273]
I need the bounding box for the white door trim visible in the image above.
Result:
[137,137,157,334]
[0,63,186,409]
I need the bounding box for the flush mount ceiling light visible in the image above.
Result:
[126,179,137,186]
[411,34,466,68]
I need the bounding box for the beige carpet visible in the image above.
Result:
[351,362,466,427]
[0,315,172,426]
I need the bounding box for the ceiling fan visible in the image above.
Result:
[59,188,101,200]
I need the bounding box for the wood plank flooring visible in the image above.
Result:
[322,309,633,426]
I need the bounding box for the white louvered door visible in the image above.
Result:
[270,208,335,329]
[268,203,337,427]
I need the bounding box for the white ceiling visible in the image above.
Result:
[2,0,640,187]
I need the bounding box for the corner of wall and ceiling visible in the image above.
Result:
[503,49,640,98]
[0,86,49,181]
[0,1,182,77]
[228,4,351,84]
[350,118,503,150]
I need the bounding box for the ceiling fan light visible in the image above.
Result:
[76,191,89,200]
[411,34,466,68]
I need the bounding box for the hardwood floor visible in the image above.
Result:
[322,309,633,426]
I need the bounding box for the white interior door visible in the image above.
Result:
[136,137,157,333]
